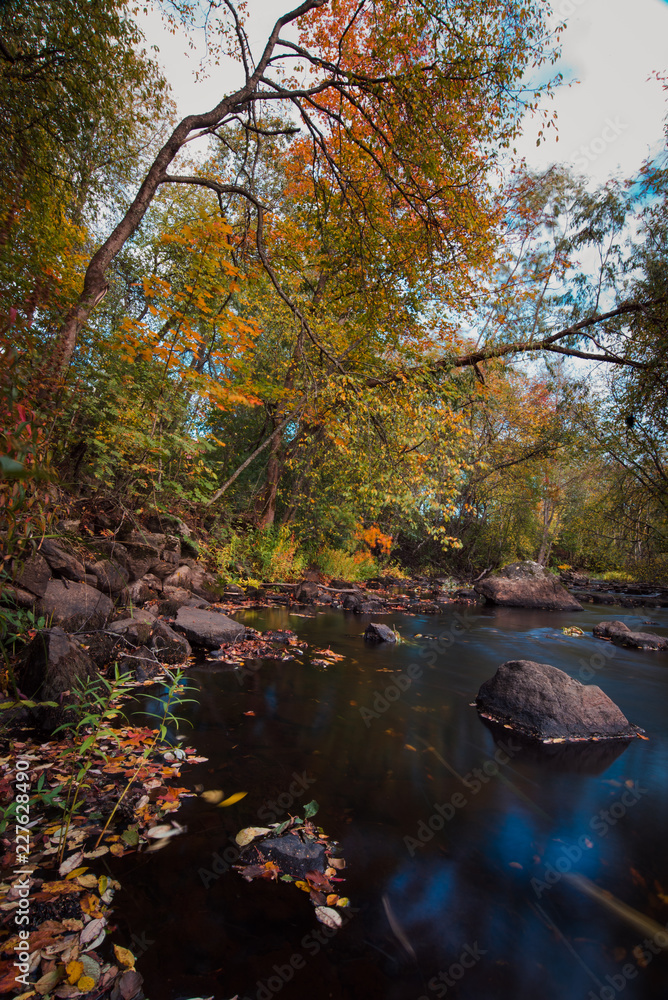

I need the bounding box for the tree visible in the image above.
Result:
[35,0,561,390]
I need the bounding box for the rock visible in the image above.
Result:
[39,579,114,631]
[109,611,156,647]
[254,834,327,879]
[330,579,353,589]
[342,593,362,611]
[127,578,156,604]
[188,565,222,601]
[90,559,129,595]
[141,573,163,592]
[90,539,130,572]
[121,531,180,580]
[16,627,94,703]
[475,659,640,741]
[364,623,397,643]
[356,600,388,613]
[150,620,192,664]
[163,565,195,590]
[593,620,668,651]
[117,644,161,680]
[39,540,86,581]
[2,585,37,609]
[295,581,320,604]
[12,553,51,597]
[453,588,478,601]
[172,607,244,649]
[184,597,211,609]
[56,518,81,534]
[162,585,194,605]
[474,561,583,611]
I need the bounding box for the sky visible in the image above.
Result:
[137,0,668,188]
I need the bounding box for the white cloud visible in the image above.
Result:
[516,0,668,183]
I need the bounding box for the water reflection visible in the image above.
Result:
[108,603,668,1000]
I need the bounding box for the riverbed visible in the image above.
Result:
[109,603,668,1000]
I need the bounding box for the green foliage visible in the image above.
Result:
[314,547,379,582]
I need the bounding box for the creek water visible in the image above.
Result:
[109,603,668,1000]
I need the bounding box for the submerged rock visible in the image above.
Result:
[364,623,397,643]
[254,834,327,879]
[475,659,641,742]
[475,561,583,612]
[593,620,668,651]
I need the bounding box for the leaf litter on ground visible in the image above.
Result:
[0,723,208,996]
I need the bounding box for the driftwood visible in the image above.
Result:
[265,582,362,594]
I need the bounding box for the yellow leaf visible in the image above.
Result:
[65,866,88,880]
[66,960,83,985]
[113,944,136,969]
[217,791,248,807]
[200,789,225,804]
[77,976,95,992]
[294,880,311,892]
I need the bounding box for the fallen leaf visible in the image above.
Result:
[146,823,185,840]
[59,852,84,877]
[119,969,143,1000]
[66,960,83,985]
[65,866,89,882]
[76,875,98,890]
[35,969,61,995]
[404,744,417,752]
[113,945,136,969]
[80,918,106,949]
[509,862,523,869]
[83,846,109,859]
[315,906,343,929]
[235,827,271,847]
[243,711,256,716]
[218,791,248,807]
[294,881,311,893]
[200,789,225,804]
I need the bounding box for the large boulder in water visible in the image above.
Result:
[593,620,668,651]
[173,607,244,649]
[475,561,583,611]
[475,659,641,741]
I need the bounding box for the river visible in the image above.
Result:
[108,602,668,1000]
